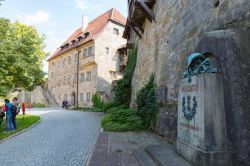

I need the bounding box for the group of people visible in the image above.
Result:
[0,98,27,132]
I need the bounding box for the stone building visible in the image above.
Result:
[124,0,250,165]
[47,8,127,107]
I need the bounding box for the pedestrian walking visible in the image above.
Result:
[0,109,5,128]
[28,102,31,111]
[12,97,20,130]
[3,99,14,131]
[22,102,26,115]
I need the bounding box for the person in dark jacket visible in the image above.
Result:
[12,98,19,129]
[3,99,14,131]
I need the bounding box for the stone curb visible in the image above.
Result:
[0,118,42,144]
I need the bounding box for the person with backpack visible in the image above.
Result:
[3,99,14,131]
[12,97,19,130]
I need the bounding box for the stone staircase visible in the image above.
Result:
[43,90,59,107]
[132,144,192,166]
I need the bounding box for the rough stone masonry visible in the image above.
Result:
[127,0,250,165]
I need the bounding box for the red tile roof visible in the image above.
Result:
[48,8,126,61]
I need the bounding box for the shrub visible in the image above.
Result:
[105,105,129,114]
[136,74,158,130]
[91,93,103,108]
[102,101,119,112]
[101,108,145,131]
[91,107,104,112]
[114,47,137,106]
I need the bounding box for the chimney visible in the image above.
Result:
[82,15,88,32]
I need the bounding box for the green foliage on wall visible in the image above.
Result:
[114,47,137,106]
[91,93,103,108]
[136,74,158,129]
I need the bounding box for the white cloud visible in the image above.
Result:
[23,10,50,25]
[74,0,103,12]
[74,0,87,10]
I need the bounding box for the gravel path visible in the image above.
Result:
[0,108,103,166]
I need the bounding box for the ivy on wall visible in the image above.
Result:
[114,47,137,106]
[136,74,158,129]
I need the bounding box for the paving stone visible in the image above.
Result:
[133,149,157,166]
[0,108,102,166]
[145,144,192,166]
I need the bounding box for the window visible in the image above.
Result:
[88,46,93,56]
[67,75,71,84]
[63,76,66,85]
[83,48,88,57]
[73,73,77,82]
[58,60,60,67]
[68,56,71,65]
[86,92,91,102]
[80,93,84,102]
[105,47,109,55]
[74,53,77,62]
[51,72,54,78]
[63,58,66,66]
[110,71,117,79]
[113,28,119,35]
[80,73,85,82]
[86,71,92,81]
[52,62,55,66]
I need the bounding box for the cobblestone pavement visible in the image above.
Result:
[0,108,103,166]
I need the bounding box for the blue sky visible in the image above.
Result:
[0,0,127,71]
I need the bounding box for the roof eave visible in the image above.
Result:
[47,39,94,61]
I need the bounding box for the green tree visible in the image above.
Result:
[91,93,103,108]
[0,18,46,96]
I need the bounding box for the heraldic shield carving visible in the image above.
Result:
[182,95,197,121]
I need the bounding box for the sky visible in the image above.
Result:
[0,0,128,72]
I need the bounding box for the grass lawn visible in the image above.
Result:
[0,114,40,140]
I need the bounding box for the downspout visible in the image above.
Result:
[76,46,80,107]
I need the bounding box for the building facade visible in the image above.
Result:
[124,0,250,165]
[47,8,126,107]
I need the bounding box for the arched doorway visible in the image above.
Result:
[71,92,76,106]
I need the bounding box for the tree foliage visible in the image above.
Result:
[136,74,158,129]
[114,47,137,106]
[0,18,46,96]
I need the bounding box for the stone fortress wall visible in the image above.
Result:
[128,0,250,165]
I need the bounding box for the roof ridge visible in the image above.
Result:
[88,8,113,25]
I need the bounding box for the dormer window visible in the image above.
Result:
[84,32,90,38]
[113,28,119,35]
[77,36,83,41]
[71,40,76,45]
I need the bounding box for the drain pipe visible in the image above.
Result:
[76,46,80,107]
